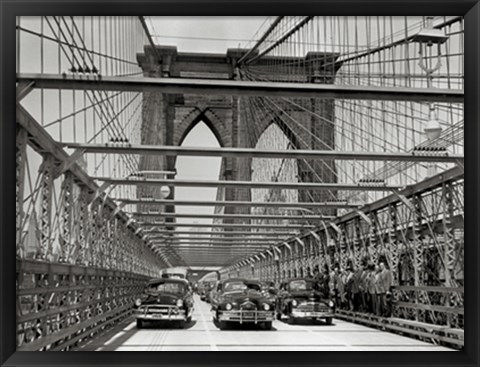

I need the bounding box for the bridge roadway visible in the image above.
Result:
[75,296,454,351]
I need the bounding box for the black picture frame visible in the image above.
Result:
[1,1,479,366]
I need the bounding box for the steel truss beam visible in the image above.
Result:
[336,165,463,224]
[165,255,265,260]
[38,155,55,260]
[16,106,133,225]
[17,73,464,103]
[156,248,267,253]
[188,266,222,271]
[62,143,464,164]
[141,223,314,229]
[230,166,464,270]
[16,104,169,268]
[148,237,284,242]
[157,244,268,253]
[130,212,333,221]
[152,246,270,251]
[171,253,265,257]
[151,240,278,245]
[145,230,295,236]
[61,172,75,262]
[96,177,400,191]
[115,198,357,209]
[16,80,35,102]
[152,244,279,248]
[16,127,28,257]
[177,260,246,264]
[171,258,264,262]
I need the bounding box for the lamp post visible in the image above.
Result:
[413,16,448,177]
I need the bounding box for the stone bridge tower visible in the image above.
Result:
[136,46,339,222]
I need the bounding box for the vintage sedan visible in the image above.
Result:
[134,278,194,328]
[210,278,275,330]
[199,281,215,302]
[276,278,335,324]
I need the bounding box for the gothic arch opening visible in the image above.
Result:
[251,123,299,224]
[177,111,227,148]
[255,116,301,151]
[175,121,222,229]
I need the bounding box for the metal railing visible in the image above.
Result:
[16,259,150,351]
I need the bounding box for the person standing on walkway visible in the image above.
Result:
[345,266,355,311]
[351,265,363,311]
[366,264,377,314]
[378,261,393,316]
[359,264,368,312]
[374,264,383,316]
[329,266,344,308]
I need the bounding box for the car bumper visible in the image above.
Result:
[135,305,187,321]
[217,310,275,323]
[290,310,334,318]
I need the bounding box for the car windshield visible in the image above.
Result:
[163,273,185,280]
[288,280,314,291]
[146,281,185,294]
[224,281,261,292]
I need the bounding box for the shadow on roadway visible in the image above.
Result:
[139,320,198,330]
[214,322,278,331]
[277,317,336,327]
[94,320,198,351]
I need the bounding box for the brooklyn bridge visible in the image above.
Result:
[14,16,464,351]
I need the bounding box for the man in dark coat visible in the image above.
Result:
[378,261,393,316]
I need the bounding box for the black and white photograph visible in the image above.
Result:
[13,15,465,352]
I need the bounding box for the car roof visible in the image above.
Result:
[147,278,189,285]
[220,278,261,284]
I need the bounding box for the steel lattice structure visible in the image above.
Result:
[15,16,464,350]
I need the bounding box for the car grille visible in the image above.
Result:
[298,303,330,312]
[139,305,179,314]
[147,306,172,314]
[240,301,257,311]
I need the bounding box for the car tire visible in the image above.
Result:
[325,317,333,325]
[288,316,296,325]
[136,319,143,329]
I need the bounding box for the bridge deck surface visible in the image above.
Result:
[76,296,455,351]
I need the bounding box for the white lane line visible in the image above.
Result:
[294,321,357,351]
[196,297,218,351]
[100,320,137,348]
[95,319,134,351]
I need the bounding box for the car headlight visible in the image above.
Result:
[225,303,232,311]
[291,299,298,307]
[135,298,142,307]
[328,300,334,308]
[176,299,183,307]
[263,303,270,311]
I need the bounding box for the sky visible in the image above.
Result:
[148,17,270,53]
